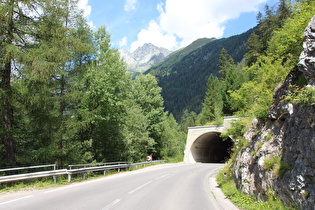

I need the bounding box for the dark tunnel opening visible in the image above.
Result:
[190,132,233,163]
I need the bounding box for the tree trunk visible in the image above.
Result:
[2,62,16,166]
[58,74,66,167]
[1,0,16,166]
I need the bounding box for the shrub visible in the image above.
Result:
[284,85,315,106]
[263,156,281,171]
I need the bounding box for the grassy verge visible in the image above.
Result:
[216,166,296,210]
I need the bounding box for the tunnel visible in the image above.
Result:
[190,132,233,163]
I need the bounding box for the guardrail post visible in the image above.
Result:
[68,174,72,182]
[118,163,121,172]
[103,163,107,176]
[53,164,56,184]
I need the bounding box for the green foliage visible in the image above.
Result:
[232,0,315,120]
[179,109,198,132]
[221,117,252,141]
[160,114,186,162]
[130,74,167,159]
[231,56,288,119]
[284,85,315,106]
[262,156,291,178]
[267,0,315,65]
[198,75,223,125]
[198,49,247,125]
[278,161,292,178]
[245,0,292,65]
[265,133,274,141]
[257,141,264,150]
[123,104,155,162]
[263,156,281,171]
[0,1,185,168]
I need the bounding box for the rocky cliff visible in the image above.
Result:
[234,16,315,209]
[119,43,172,72]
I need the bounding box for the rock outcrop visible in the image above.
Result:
[234,16,315,209]
[119,43,172,72]
[298,16,315,85]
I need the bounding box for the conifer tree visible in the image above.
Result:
[198,75,223,125]
[0,0,94,166]
[0,0,48,166]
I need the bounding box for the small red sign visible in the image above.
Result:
[146,156,152,161]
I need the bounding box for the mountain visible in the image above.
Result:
[145,29,255,120]
[119,43,172,72]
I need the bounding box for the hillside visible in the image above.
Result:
[146,29,254,120]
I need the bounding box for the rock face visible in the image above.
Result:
[234,16,315,209]
[118,43,172,72]
[298,16,315,85]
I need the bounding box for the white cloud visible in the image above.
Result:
[77,0,94,29]
[157,2,164,13]
[130,21,177,52]
[77,0,91,17]
[124,0,137,11]
[131,0,268,51]
[119,37,128,47]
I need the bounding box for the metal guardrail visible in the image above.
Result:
[68,162,128,170]
[0,160,166,184]
[0,164,56,172]
[0,169,67,183]
[67,160,166,182]
[0,164,60,184]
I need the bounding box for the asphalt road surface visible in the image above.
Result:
[0,163,236,210]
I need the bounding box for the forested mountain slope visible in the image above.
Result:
[146,29,254,120]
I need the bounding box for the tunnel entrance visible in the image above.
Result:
[190,132,233,163]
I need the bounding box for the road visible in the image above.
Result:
[0,163,237,210]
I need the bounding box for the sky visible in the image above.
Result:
[78,0,279,53]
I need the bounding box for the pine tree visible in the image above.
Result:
[0,0,95,166]
[180,109,197,133]
[0,0,49,166]
[198,75,223,125]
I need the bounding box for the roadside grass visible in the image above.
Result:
[216,167,297,210]
[0,177,66,193]
[0,162,163,193]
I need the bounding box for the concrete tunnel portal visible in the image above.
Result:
[183,117,238,163]
[190,132,233,163]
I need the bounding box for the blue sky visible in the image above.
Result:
[78,0,279,52]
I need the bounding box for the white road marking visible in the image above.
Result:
[155,173,170,180]
[102,199,121,210]
[44,185,74,193]
[0,195,33,206]
[128,181,153,194]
